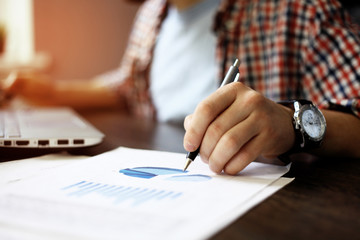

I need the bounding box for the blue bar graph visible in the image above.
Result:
[61,181,183,206]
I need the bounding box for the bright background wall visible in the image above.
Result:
[33,0,141,80]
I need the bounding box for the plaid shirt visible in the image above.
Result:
[99,0,360,119]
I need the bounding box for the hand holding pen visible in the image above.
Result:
[183,58,296,175]
[183,59,240,171]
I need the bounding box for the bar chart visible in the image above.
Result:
[61,180,183,206]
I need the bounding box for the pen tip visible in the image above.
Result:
[183,158,192,171]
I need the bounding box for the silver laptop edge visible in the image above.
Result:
[0,107,104,148]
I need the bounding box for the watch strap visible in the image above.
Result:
[277,99,312,108]
[278,99,312,148]
[277,99,322,162]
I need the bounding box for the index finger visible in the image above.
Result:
[183,83,239,152]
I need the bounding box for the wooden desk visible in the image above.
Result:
[1,109,359,239]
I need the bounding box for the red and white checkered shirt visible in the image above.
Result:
[99,0,360,119]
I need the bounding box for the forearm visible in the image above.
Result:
[9,73,126,109]
[313,109,360,158]
[52,79,123,109]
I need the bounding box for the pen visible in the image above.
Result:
[183,59,241,171]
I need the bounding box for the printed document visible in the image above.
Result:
[0,147,292,240]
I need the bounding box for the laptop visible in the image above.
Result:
[0,107,104,148]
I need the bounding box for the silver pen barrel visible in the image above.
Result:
[220,59,240,87]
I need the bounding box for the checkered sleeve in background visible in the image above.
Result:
[301,0,360,117]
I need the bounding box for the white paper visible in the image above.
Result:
[0,153,88,185]
[0,147,292,240]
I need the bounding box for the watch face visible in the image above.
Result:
[300,106,326,141]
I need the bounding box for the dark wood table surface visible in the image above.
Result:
[1,109,359,240]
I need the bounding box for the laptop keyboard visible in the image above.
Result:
[0,111,21,138]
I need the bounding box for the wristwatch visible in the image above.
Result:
[279,100,327,152]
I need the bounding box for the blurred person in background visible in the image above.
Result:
[3,0,360,174]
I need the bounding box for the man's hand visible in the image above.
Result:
[183,82,295,175]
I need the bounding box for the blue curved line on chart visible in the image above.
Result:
[119,167,188,179]
[119,167,211,181]
[165,174,212,182]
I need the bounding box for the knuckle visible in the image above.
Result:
[245,90,265,106]
[239,149,252,162]
[196,100,215,118]
[207,121,223,138]
[222,133,239,150]
[225,82,244,99]
[227,82,241,94]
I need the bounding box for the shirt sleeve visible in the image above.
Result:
[94,0,164,118]
[93,1,153,92]
[301,0,360,117]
